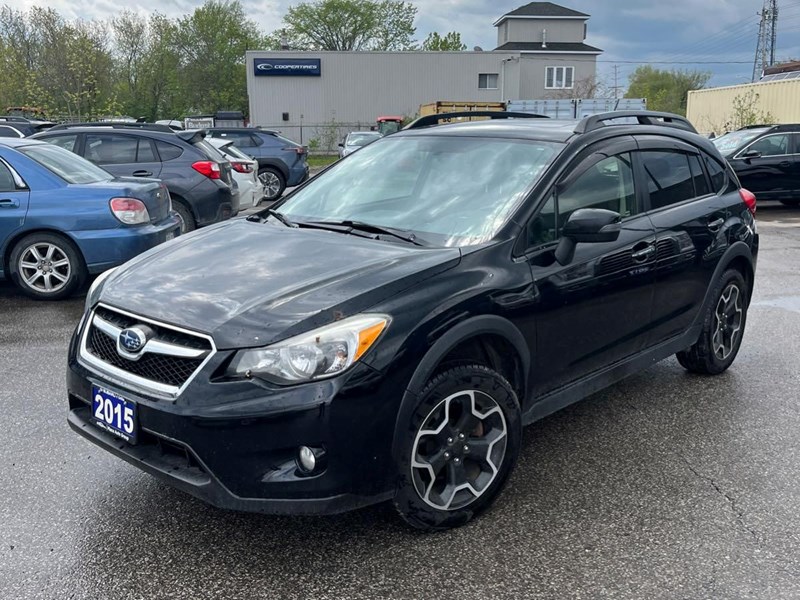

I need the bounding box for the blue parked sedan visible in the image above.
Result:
[0,138,181,299]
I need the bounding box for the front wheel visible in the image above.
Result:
[393,364,522,531]
[9,232,87,300]
[676,269,748,374]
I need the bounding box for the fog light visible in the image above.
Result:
[297,446,317,473]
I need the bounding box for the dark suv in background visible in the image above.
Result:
[34,124,239,232]
[713,123,800,206]
[67,111,758,531]
[207,128,309,201]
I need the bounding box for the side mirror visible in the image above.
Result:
[742,150,762,160]
[555,208,622,265]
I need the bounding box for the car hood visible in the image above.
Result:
[99,220,461,349]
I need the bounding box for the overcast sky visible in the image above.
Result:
[15,0,800,89]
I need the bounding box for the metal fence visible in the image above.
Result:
[256,122,377,152]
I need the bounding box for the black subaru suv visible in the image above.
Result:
[713,123,800,206]
[34,124,239,232]
[67,111,758,531]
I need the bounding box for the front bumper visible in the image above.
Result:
[67,338,400,515]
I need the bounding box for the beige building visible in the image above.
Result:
[246,2,602,142]
[687,78,800,135]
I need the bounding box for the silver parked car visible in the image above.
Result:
[338,131,382,158]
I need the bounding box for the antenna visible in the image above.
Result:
[752,0,778,81]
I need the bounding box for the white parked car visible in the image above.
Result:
[338,131,382,158]
[208,137,265,207]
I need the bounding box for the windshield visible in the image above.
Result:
[279,135,562,247]
[221,144,252,161]
[348,133,381,147]
[19,143,112,184]
[713,128,770,155]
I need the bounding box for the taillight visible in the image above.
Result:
[740,188,757,215]
[231,161,253,174]
[283,146,306,155]
[110,197,150,225]
[192,160,221,179]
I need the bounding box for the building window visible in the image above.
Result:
[479,73,499,89]
[504,24,508,43]
[545,66,575,89]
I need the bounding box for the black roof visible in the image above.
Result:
[495,42,602,53]
[501,2,589,19]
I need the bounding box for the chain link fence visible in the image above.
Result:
[256,122,377,153]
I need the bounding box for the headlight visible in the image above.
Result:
[227,314,389,384]
[84,268,117,312]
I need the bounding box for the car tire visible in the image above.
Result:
[9,232,87,300]
[676,269,749,375]
[259,167,286,201]
[393,364,522,531]
[779,199,800,207]
[172,200,196,233]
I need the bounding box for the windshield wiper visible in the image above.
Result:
[304,220,428,247]
[266,208,296,228]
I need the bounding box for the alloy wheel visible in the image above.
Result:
[713,283,743,360]
[411,390,508,511]
[260,171,282,199]
[18,242,71,294]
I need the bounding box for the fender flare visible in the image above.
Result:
[692,241,755,332]
[390,314,531,458]
[256,159,289,181]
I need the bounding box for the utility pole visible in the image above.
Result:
[610,64,622,99]
[753,0,779,81]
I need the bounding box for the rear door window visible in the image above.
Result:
[137,139,157,162]
[641,150,696,210]
[0,160,16,191]
[688,154,711,197]
[703,154,728,193]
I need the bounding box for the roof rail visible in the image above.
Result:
[403,111,549,131]
[574,111,697,134]
[47,122,175,133]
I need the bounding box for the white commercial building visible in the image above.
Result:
[246,2,602,143]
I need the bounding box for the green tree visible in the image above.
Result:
[625,66,710,115]
[421,31,466,51]
[173,0,265,113]
[276,0,417,51]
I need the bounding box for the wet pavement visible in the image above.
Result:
[1,204,799,599]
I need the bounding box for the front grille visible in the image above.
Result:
[82,305,213,392]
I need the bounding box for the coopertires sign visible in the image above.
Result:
[254,58,321,77]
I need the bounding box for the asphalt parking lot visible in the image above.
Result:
[1,204,799,599]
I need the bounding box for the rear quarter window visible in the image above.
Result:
[156,141,183,161]
[703,153,729,194]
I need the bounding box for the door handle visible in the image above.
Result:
[631,244,656,262]
[132,170,152,177]
[708,218,725,232]
[0,198,19,208]
[779,161,791,168]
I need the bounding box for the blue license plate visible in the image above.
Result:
[92,386,138,444]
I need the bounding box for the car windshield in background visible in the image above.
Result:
[349,133,381,147]
[195,139,227,162]
[279,135,562,247]
[19,143,111,184]
[713,128,770,155]
[221,144,252,161]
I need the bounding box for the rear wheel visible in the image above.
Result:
[259,167,286,201]
[393,364,521,531]
[9,232,86,300]
[779,199,800,207]
[172,200,195,233]
[676,269,748,374]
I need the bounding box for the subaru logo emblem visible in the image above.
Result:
[119,328,147,353]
